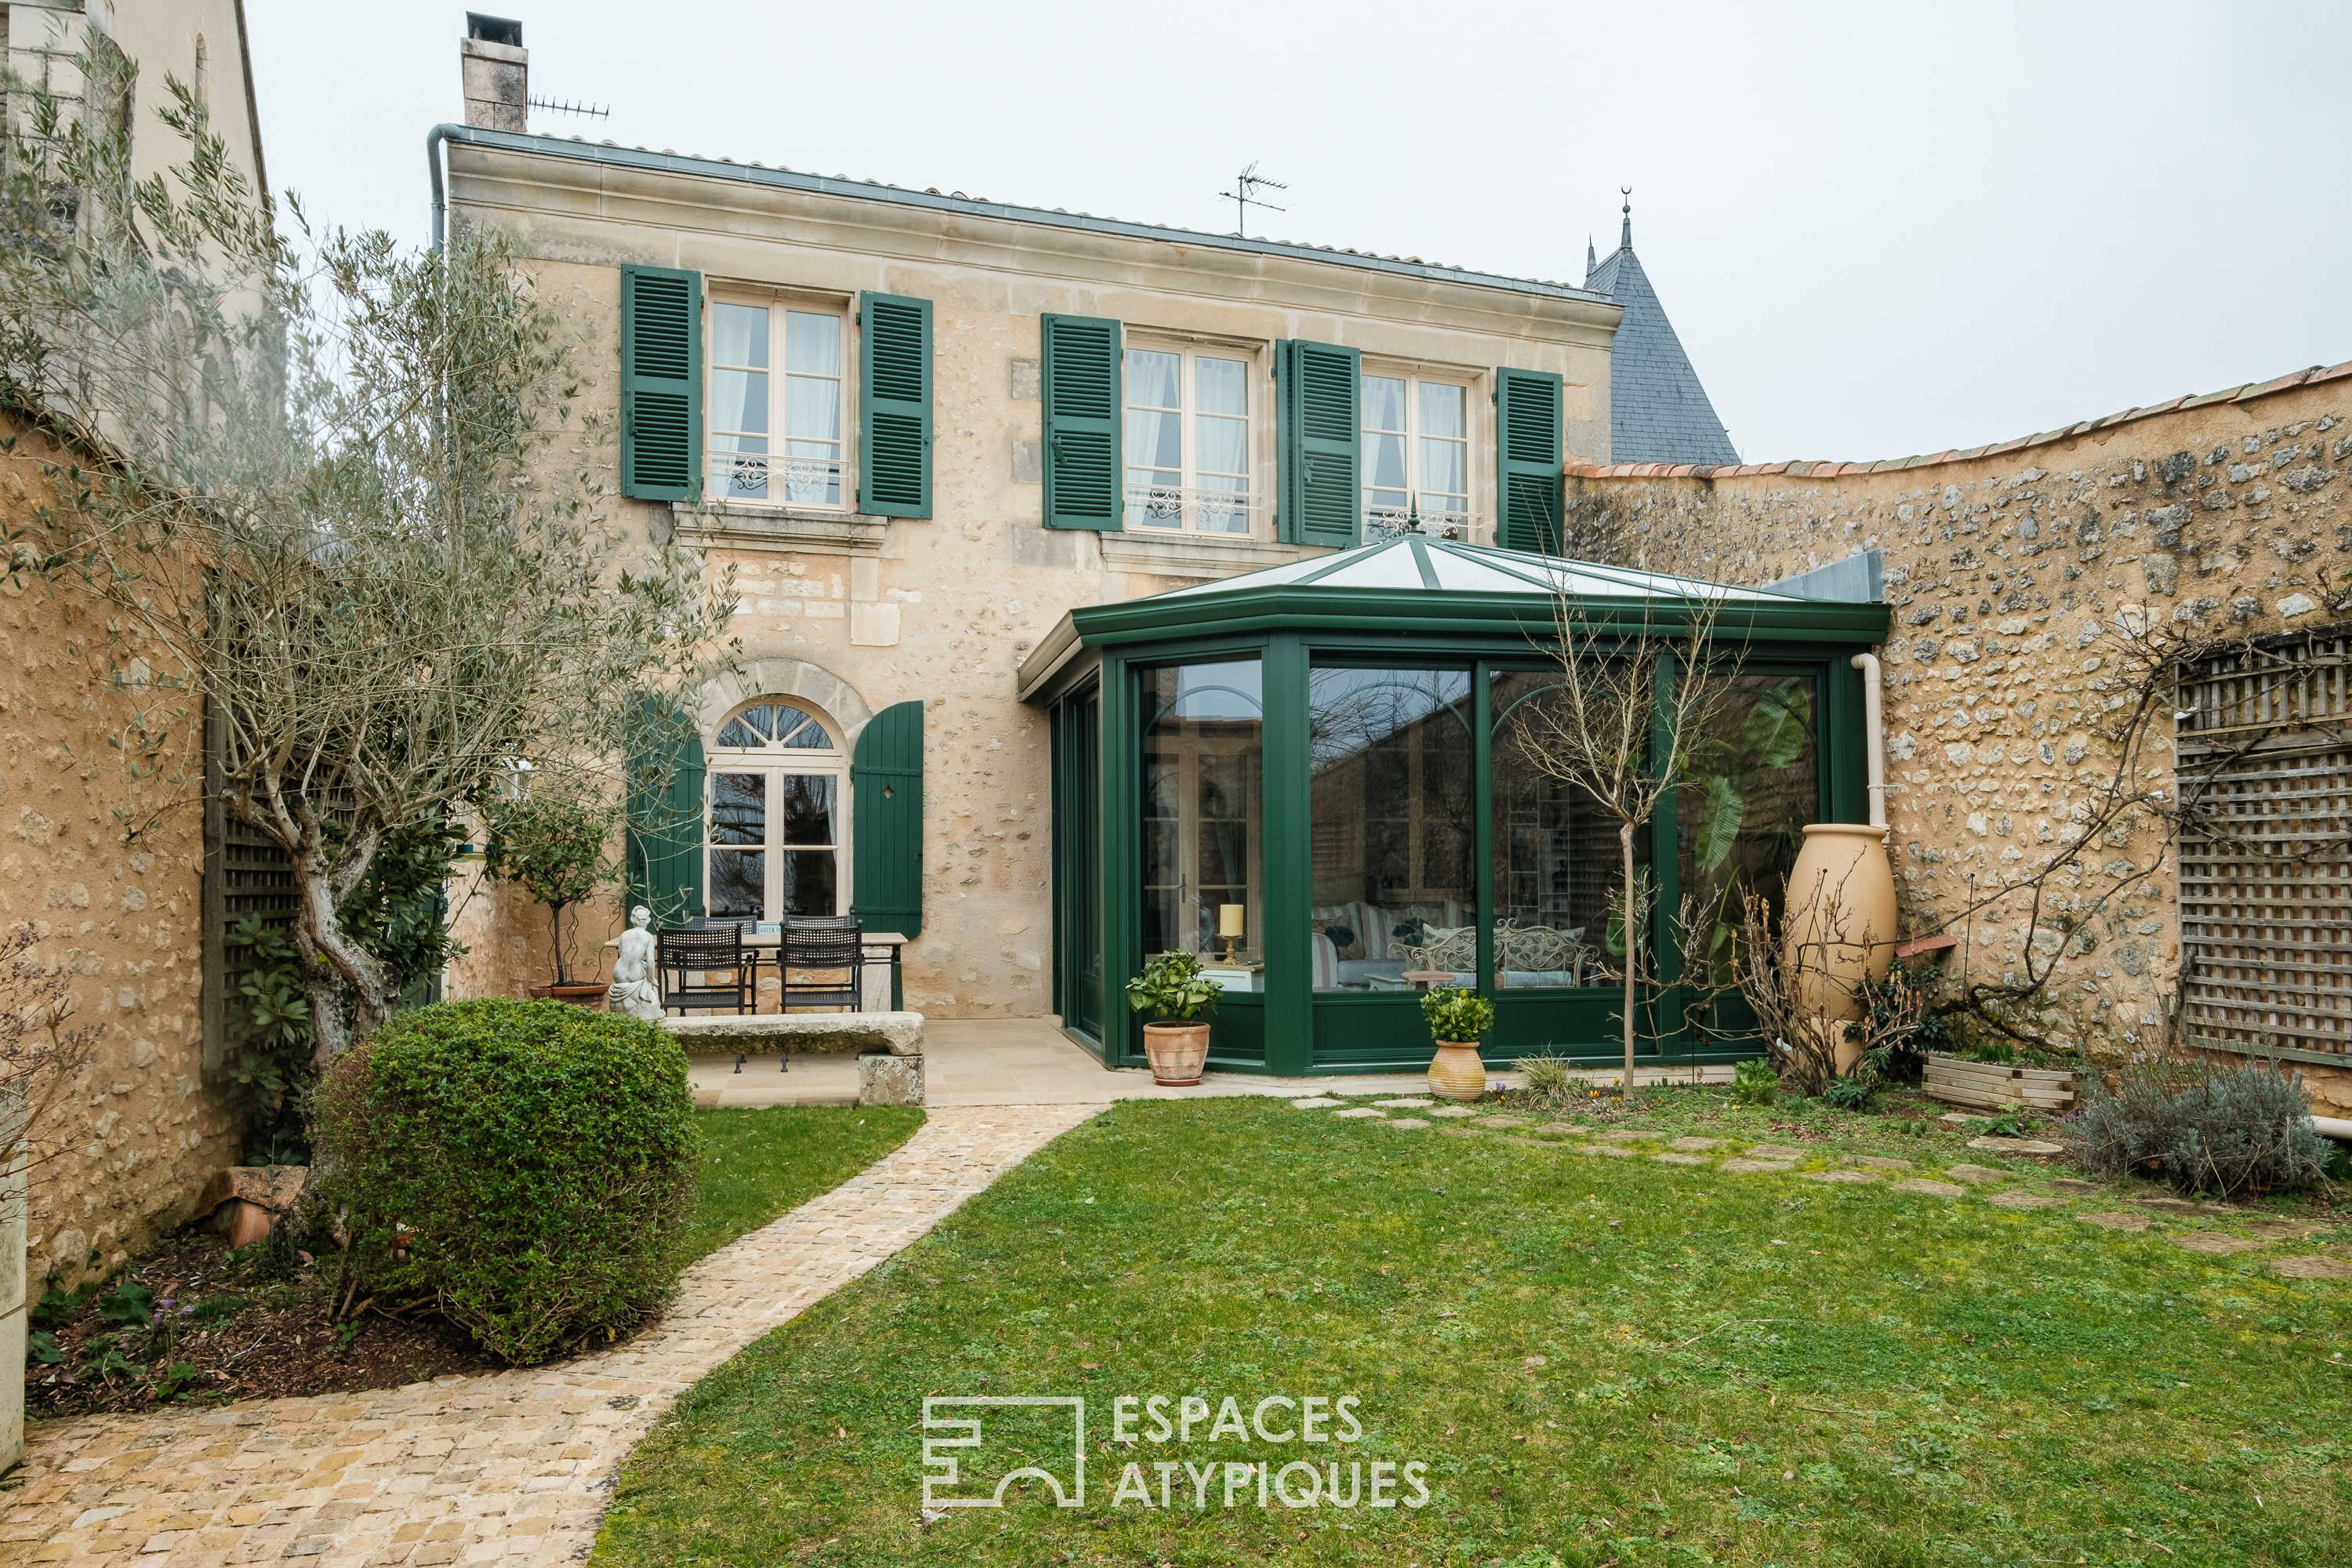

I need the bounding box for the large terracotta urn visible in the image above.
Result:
[1781,824,1897,1047]
[1428,1042,1487,1103]
[1142,1022,1210,1087]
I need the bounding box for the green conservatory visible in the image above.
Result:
[1016,536,1892,1077]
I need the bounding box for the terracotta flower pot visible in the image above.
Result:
[528,982,611,1008]
[1781,822,1897,1025]
[1142,1021,1210,1086]
[1428,1040,1486,1102]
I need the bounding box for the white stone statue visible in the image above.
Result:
[609,906,666,1023]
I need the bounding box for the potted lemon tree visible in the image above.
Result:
[1125,949,1219,1087]
[1421,985,1496,1102]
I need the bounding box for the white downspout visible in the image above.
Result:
[1852,652,1887,834]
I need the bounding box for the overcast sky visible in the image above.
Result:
[243,0,2352,464]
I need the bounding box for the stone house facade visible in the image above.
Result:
[1563,367,2352,1113]
[431,44,1628,1018]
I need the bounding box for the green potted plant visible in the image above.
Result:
[485,789,621,1006]
[1421,985,1496,1102]
[1125,949,1220,1086]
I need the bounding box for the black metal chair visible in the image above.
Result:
[779,916,866,1013]
[657,924,753,1015]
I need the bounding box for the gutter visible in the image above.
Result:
[423,124,1616,307]
[429,125,448,252]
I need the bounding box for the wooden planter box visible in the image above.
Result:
[1923,1053,2082,1113]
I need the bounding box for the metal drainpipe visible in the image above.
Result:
[427,125,455,252]
[1851,652,1887,834]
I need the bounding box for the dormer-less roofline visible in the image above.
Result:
[426,124,1612,305]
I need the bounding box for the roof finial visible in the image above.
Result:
[1620,187,1632,251]
[1585,233,1596,278]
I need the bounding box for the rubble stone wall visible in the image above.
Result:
[1564,367,2352,1113]
[2,417,238,1287]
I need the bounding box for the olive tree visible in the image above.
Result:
[2,43,733,1062]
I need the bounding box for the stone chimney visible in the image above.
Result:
[461,14,527,132]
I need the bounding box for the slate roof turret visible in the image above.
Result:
[1584,197,1740,466]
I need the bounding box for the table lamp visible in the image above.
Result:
[1218,903,1245,964]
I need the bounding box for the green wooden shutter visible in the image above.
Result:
[1496,367,1565,554]
[621,265,702,502]
[626,717,705,926]
[1040,314,1122,529]
[858,292,932,518]
[851,700,925,938]
[1276,339,1361,546]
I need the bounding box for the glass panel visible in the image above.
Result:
[1127,349,1181,410]
[780,850,837,916]
[782,441,841,506]
[717,706,775,749]
[1488,674,1635,989]
[778,774,837,846]
[713,303,769,368]
[1675,675,1819,990]
[784,310,838,374]
[710,368,769,437]
[1421,436,1466,503]
[710,772,767,845]
[1196,414,1247,478]
[1196,356,1248,416]
[708,850,765,918]
[784,374,841,441]
[1309,669,1475,991]
[1139,662,1263,975]
[1418,382,1464,439]
[1362,375,1407,432]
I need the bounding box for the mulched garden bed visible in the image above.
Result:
[27,1226,504,1420]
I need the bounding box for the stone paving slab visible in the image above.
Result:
[2273,1254,2352,1279]
[1386,1118,1431,1130]
[1796,1169,1874,1185]
[1743,1144,1807,1160]
[1890,1178,1966,1198]
[1720,1158,1795,1174]
[2172,1233,2268,1254]
[1371,1098,1434,1109]
[1990,1192,2065,1210]
[1849,1155,1915,1171]
[1427,1106,1480,1120]
[1289,1098,1344,1109]
[1652,1152,1708,1166]
[7,1105,1102,1568]
[1944,1164,2008,1185]
[1333,1107,1386,1120]
[1667,1137,1726,1152]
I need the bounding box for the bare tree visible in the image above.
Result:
[1505,581,1747,1096]
[1,924,102,1227]
[2,45,735,1061]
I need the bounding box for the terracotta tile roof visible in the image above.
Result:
[1566,360,2352,480]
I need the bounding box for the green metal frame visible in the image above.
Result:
[1044,591,1889,1077]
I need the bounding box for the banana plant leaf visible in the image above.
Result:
[1741,681,1813,771]
[1689,772,1746,872]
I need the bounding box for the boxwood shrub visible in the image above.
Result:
[316,997,697,1363]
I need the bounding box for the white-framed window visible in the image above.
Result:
[1362,372,1472,538]
[1123,343,1257,534]
[705,700,848,920]
[708,298,848,507]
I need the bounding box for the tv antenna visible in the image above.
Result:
[1217,162,1287,238]
[528,95,610,122]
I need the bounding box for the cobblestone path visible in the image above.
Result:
[5,1105,1103,1568]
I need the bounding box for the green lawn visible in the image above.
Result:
[598,1093,2351,1568]
[683,1105,927,1265]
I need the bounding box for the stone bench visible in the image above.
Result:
[660,1011,924,1106]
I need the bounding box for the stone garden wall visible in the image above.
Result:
[1563,365,2352,1113]
[1,416,240,1287]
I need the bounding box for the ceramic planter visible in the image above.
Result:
[1142,1021,1210,1086]
[1782,822,1897,1024]
[1428,1040,1486,1102]
[528,982,611,1008]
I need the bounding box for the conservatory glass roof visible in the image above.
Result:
[1151,535,1811,602]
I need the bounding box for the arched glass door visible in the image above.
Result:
[706,701,846,920]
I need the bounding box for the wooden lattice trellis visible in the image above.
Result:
[2174,623,2352,1062]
